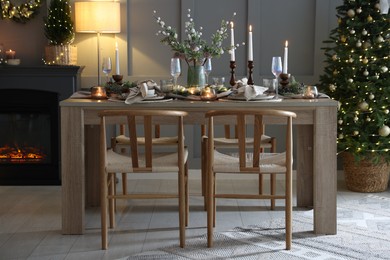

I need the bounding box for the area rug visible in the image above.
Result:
[120,193,390,259]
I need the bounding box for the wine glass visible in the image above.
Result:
[204,58,212,85]
[170,58,181,87]
[102,57,112,83]
[271,56,282,98]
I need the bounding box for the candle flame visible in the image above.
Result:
[285,41,288,47]
[249,25,252,32]
[230,21,234,28]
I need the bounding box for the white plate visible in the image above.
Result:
[227,94,275,101]
[144,95,165,101]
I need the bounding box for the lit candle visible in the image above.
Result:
[230,22,235,61]
[115,42,120,75]
[283,41,288,74]
[5,49,16,60]
[248,25,253,61]
[91,86,107,99]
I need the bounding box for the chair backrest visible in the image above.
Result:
[98,109,187,172]
[206,109,296,172]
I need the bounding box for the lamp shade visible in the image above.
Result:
[75,1,121,33]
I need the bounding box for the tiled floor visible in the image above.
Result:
[0,170,379,260]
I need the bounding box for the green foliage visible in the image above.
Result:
[319,0,390,162]
[104,81,137,95]
[43,0,74,45]
[153,9,236,66]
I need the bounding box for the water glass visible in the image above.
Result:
[160,79,174,93]
[263,78,278,97]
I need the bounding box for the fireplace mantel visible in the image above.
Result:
[0,65,84,100]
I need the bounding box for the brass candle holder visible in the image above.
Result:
[229,61,236,86]
[112,74,123,84]
[247,61,254,85]
[279,73,290,88]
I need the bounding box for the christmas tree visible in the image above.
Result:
[319,0,390,163]
[44,0,74,45]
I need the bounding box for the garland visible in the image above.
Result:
[0,0,41,23]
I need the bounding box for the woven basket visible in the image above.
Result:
[44,45,77,65]
[343,152,390,192]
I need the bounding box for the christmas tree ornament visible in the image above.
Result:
[362,29,368,35]
[353,130,359,136]
[379,125,390,137]
[353,116,359,122]
[356,7,362,14]
[340,35,347,42]
[349,57,354,63]
[363,41,371,49]
[348,78,354,83]
[333,70,339,75]
[363,69,369,76]
[366,117,371,122]
[359,101,369,111]
[348,9,355,17]
[338,119,343,125]
[329,84,337,91]
[385,109,390,114]
[332,54,338,60]
[339,133,344,139]
[367,15,373,22]
[362,57,369,64]
[381,66,389,73]
[376,35,384,43]
[350,29,356,34]
[338,17,342,24]
[369,93,375,99]
[356,40,362,47]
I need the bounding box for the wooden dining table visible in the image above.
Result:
[60,97,338,236]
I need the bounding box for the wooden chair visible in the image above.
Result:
[111,124,178,195]
[204,109,296,250]
[98,109,188,250]
[201,124,277,209]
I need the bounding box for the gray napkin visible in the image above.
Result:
[125,80,162,104]
[233,78,268,101]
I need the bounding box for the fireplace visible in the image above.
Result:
[0,65,83,185]
[0,89,60,185]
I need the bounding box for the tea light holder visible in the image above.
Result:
[91,86,107,99]
[5,49,16,60]
[200,86,217,101]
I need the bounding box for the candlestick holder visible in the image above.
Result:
[279,73,290,88]
[112,74,123,84]
[229,61,236,86]
[247,61,254,85]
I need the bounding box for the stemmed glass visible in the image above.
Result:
[271,56,282,98]
[204,58,212,85]
[102,57,112,83]
[170,57,181,87]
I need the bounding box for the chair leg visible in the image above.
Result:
[185,162,189,227]
[108,173,116,229]
[101,173,108,250]
[271,174,276,210]
[122,172,127,195]
[201,135,208,211]
[207,170,214,248]
[178,164,186,248]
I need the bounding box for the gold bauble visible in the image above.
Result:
[367,15,373,22]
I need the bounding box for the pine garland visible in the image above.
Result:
[0,0,41,23]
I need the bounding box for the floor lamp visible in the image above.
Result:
[75,1,121,86]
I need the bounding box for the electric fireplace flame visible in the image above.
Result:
[0,144,47,163]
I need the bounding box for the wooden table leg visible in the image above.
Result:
[313,106,337,235]
[61,107,85,234]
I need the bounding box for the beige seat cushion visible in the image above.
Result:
[214,135,273,149]
[106,148,188,173]
[212,149,287,173]
[115,135,178,145]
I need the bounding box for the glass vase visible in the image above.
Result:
[187,65,206,88]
